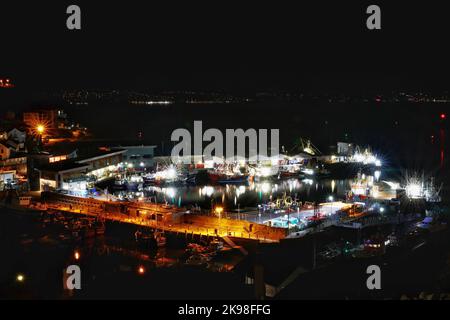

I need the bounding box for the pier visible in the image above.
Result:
[31,192,286,242]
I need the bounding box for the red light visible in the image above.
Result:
[440,113,446,120]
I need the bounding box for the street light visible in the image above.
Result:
[215,206,224,216]
[36,124,45,135]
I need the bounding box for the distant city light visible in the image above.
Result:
[0,78,14,88]
[440,113,446,120]
[16,274,25,282]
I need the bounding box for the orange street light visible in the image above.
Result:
[36,124,45,135]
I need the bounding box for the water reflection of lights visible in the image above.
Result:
[200,186,214,197]
[374,170,381,181]
[162,187,176,198]
[302,179,313,185]
[367,176,374,187]
[236,185,246,197]
[331,180,335,193]
[261,182,271,194]
[287,179,300,192]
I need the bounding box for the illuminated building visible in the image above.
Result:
[36,149,126,195]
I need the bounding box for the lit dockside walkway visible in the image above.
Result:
[30,192,284,242]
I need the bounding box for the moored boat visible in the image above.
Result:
[208,172,249,185]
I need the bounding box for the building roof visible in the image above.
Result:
[112,145,157,149]
[37,160,90,174]
[76,149,126,163]
[8,128,26,134]
[37,148,126,174]
[43,144,78,157]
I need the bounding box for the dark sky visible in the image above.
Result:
[2,1,450,91]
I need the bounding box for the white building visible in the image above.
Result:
[111,145,157,169]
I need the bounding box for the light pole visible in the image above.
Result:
[36,124,46,147]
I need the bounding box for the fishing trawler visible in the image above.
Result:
[403,176,443,203]
[143,165,181,186]
[207,163,249,184]
[208,172,249,184]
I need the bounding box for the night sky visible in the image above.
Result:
[2,1,450,91]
